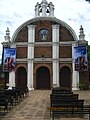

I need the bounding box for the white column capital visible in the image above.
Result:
[27,25,35,43]
[10,44,16,48]
[52,24,60,43]
[27,25,36,30]
[52,24,60,29]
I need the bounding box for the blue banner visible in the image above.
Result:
[74,46,88,71]
[3,48,16,71]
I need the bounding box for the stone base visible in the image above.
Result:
[28,88,34,90]
[72,87,80,90]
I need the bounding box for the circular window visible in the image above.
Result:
[39,29,49,41]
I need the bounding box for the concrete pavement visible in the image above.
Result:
[0,90,90,120]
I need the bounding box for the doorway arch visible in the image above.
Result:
[59,66,71,90]
[16,67,27,88]
[36,66,50,89]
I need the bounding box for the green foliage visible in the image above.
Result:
[0,80,4,90]
[0,84,4,90]
[79,81,90,90]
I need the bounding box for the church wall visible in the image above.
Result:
[60,46,72,58]
[14,19,75,89]
[14,20,75,43]
[16,47,27,58]
[60,63,72,70]
[34,46,52,58]
[35,20,52,42]
[60,25,74,41]
[15,63,27,72]
[15,26,28,42]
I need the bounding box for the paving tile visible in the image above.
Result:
[0,90,90,120]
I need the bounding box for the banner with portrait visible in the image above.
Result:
[74,46,88,71]
[3,48,16,71]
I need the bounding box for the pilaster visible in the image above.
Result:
[27,25,35,90]
[52,25,60,87]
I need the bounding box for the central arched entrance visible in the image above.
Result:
[16,67,27,88]
[59,66,71,90]
[36,66,50,89]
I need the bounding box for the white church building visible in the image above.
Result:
[2,0,88,90]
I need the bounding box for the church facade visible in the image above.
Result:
[2,0,88,90]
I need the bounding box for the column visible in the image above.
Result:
[27,25,35,90]
[9,71,15,89]
[72,43,79,90]
[52,25,60,87]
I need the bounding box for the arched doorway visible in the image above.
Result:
[16,67,27,88]
[59,66,71,90]
[36,66,50,89]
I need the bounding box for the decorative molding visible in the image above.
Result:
[11,41,74,47]
[16,58,27,63]
[16,42,28,46]
[11,17,78,42]
[16,58,72,64]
